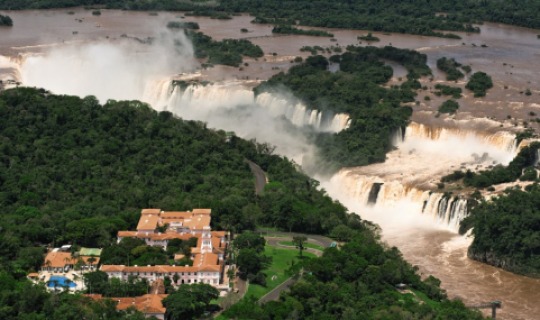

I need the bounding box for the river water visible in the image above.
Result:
[1,8,539,319]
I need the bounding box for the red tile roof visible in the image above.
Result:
[136,215,159,231]
[141,209,161,215]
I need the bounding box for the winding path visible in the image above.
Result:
[245,159,268,195]
[256,233,333,304]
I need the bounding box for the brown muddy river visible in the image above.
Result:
[1,8,540,319]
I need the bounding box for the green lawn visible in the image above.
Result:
[277,240,325,251]
[244,245,315,300]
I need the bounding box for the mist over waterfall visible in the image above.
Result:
[325,171,469,232]
[13,32,196,103]
[4,34,522,234]
[393,122,518,165]
[255,92,350,132]
[144,80,351,133]
[3,34,349,165]
[0,55,22,86]
[140,79,351,162]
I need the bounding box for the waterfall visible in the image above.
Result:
[404,122,517,153]
[255,92,350,132]
[329,170,469,232]
[0,55,22,86]
[393,121,520,165]
[322,121,524,232]
[143,79,351,133]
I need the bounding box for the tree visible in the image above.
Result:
[234,231,265,252]
[189,283,219,304]
[87,256,97,271]
[16,247,45,271]
[466,71,493,97]
[163,284,218,320]
[236,248,269,280]
[83,271,108,294]
[292,236,308,258]
[63,278,73,291]
[0,14,12,27]
[163,289,198,320]
[438,99,460,114]
[50,279,59,292]
[330,224,356,242]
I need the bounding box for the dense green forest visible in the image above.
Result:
[271,25,333,37]
[461,184,540,277]
[0,87,484,318]
[0,87,362,318]
[223,231,484,319]
[184,30,263,67]
[0,281,149,320]
[443,142,540,189]
[443,143,540,276]
[3,1,540,35]
[256,45,430,169]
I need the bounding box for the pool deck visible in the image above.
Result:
[30,269,87,292]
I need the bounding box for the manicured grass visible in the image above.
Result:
[277,241,325,251]
[244,245,315,300]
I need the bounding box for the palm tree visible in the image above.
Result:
[75,257,84,271]
[48,279,59,292]
[293,236,308,258]
[64,278,73,291]
[87,256,97,271]
[64,256,72,272]
[45,260,52,272]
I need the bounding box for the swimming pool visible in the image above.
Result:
[47,275,77,288]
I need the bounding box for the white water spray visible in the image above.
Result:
[144,79,351,133]
[322,120,519,232]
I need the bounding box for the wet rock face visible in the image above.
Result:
[467,247,539,278]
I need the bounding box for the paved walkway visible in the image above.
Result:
[245,159,268,195]
[255,234,332,304]
[266,237,324,257]
[258,276,298,304]
[258,230,334,247]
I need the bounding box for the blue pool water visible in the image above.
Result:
[47,275,77,288]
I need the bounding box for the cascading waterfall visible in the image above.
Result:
[143,79,351,133]
[402,122,518,153]
[327,120,522,232]
[337,171,469,231]
[255,92,351,132]
[0,55,22,87]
